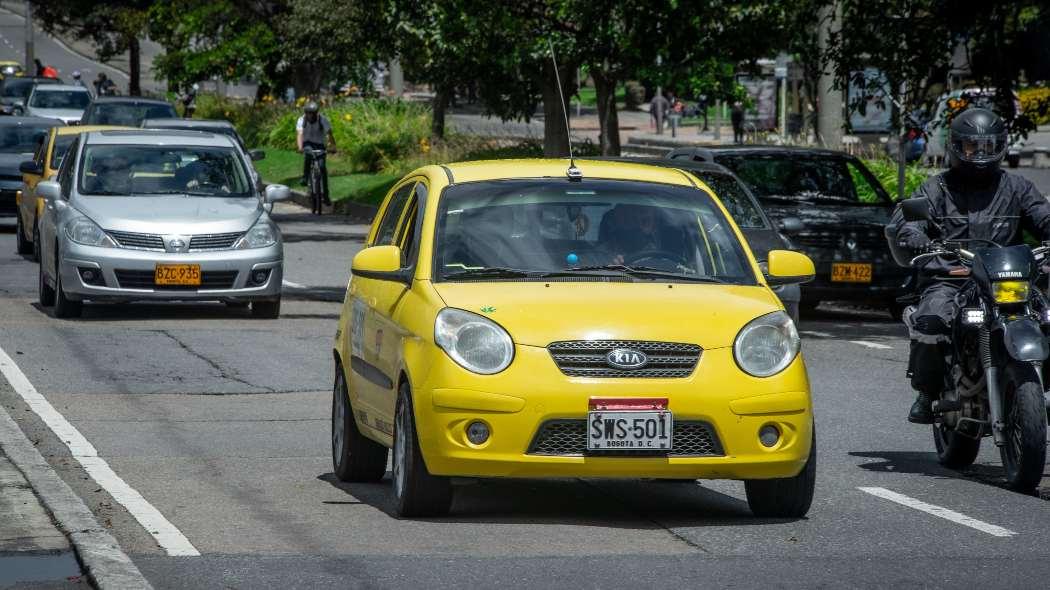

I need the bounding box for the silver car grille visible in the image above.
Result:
[527,420,723,456]
[107,230,165,251]
[547,340,702,378]
[189,232,243,251]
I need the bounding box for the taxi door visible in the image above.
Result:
[19,128,52,243]
[347,179,418,435]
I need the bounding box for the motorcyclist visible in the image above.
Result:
[181,83,199,118]
[296,101,337,206]
[71,71,88,90]
[894,108,1050,424]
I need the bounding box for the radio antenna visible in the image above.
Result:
[547,39,582,180]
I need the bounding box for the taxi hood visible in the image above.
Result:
[431,282,780,350]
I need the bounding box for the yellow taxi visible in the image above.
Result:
[16,125,131,259]
[332,159,816,518]
[0,61,24,78]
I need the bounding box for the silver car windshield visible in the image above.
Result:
[30,90,91,109]
[78,145,252,197]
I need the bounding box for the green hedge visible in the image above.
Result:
[858,158,932,202]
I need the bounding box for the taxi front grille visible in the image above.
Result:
[547,340,701,378]
[114,270,238,290]
[527,419,723,456]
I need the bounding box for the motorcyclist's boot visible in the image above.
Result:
[908,391,935,424]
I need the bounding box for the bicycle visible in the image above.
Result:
[303,147,329,215]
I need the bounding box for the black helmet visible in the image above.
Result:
[304,101,319,114]
[947,108,1007,176]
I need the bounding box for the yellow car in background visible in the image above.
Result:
[17,125,131,259]
[0,61,24,78]
[332,159,816,518]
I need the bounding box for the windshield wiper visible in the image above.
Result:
[84,190,130,196]
[443,267,537,280]
[566,264,727,283]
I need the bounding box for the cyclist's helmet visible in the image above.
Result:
[304,101,319,114]
[948,108,1007,177]
[72,70,81,79]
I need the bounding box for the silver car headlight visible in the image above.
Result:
[65,216,116,247]
[434,308,514,374]
[733,311,800,377]
[235,218,277,249]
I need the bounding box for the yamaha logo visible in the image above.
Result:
[606,348,648,370]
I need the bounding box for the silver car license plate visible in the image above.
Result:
[587,410,673,451]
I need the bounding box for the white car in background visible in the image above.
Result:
[25,85,92,125]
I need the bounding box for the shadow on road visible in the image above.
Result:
[850,450,1049,499]
[281,232,365,244]
[318,472,803,527]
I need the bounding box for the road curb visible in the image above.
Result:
[0,403,152,589]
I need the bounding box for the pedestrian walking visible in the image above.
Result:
[731,101,745,144]
[668,94,684,138]
[650,91,670,135]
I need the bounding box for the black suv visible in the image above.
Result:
[666,146,909,315]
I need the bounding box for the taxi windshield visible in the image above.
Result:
[434,179,755,284]
[77,144,251,197]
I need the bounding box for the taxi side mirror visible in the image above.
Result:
[19,160,43,175]
[352,245,409,283]
[765,250,814,286]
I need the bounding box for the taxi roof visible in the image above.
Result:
[55,125,134,136]
[442,159,697,187]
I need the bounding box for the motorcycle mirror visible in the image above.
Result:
[900,198,932,223]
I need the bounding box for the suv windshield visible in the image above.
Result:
[0,124,51,153]
[78,144,251,197]
[84,102,178,126]
[2,78,58,98]
[435,179,755,284]
[30,89,90,109]
[716,155,884,205]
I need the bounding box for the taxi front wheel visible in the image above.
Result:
[393,382,452,517]
[744,430,816,518]
[332,368,387,482]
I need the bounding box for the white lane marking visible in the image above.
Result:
[849,340,892,350]
[859,487,1017,537]
[799,330,833,338]
[282,279,307,289]
[0,346,200,556]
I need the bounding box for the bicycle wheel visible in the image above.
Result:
[310,164,323,214]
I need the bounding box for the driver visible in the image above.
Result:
[92,154,132,194]
[894,108,1050,424]
[602,205,668,265]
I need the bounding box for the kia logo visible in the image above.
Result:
[606,348,648,369]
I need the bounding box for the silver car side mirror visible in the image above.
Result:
[265,184,291,203]
[37,180,61,202]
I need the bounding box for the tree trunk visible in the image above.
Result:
[592,68,621,156]
[541,59,576,157]
[128,37,141,96]
[432,84,449,139]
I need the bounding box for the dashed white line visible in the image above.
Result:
[0,346,200,556]
[282,279,307,289]
[799,330,833,338]
[849,340,893,350]
[859,486,1017,537]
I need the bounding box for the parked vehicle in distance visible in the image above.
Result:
[0,116,63,219]
[0,61,25,78]
[0,76,62,116]
[24,84,92,125]
[333,159,817,519]
[141,118,265,188]
[79,97,177,126]
[16,125,132,259]
[35,129,291,319]
[667,145,910,316]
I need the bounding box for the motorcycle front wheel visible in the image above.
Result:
[1000,362,1047,493]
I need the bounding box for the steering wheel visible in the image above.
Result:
[624,249,688,269]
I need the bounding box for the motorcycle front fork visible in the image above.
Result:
[978,327,1007,447]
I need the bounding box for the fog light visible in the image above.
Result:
[759,425,780,448]
[250,269,270,285]
[962,308,985,325]
[78,267,103,286]
[466,421,490,445]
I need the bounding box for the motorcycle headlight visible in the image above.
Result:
[65,216,116,247]
[434,308,514,374]
[235,218,278,249]
[992,280,1029,304]
[734,311,800,377]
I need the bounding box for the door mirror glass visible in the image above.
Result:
[265,184,291,203]
[352,245,403,276]
[19,160,43,175]
[765,250,815,285]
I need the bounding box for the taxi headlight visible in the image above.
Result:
[734,311,800,377]
[992,281,1029,304]
[235,218,278,249]
[435,308,513,374]
[65,216,116,247]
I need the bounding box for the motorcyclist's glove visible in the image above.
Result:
[902,234,932,251]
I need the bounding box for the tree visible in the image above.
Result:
[30,0,152,95]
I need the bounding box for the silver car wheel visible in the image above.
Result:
[393,400,408,498]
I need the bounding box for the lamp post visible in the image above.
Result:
[24,1,34,73]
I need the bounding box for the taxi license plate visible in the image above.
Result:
[587,411,673,451]
[154,264,201,286]
[831,262,872,283]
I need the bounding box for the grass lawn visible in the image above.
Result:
[254,148,398,205]
[574,85,627,107]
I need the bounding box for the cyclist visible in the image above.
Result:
[296,101,337,206]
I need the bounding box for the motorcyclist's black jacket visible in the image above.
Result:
[897,169,1050,277]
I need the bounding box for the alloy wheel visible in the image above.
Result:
[393,401,408,498]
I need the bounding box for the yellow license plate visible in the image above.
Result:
[155,264,201,286]
[831,262,872,283]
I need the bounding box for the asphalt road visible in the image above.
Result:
[2,173,1050,588]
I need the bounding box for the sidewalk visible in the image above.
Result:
[0,451,85,587]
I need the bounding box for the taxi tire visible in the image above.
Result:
[52,262,83,319]
[393,383,452,517]
[32,222,40,262]
[744,431,816,518]
[38,257,55,306]
[251,297,281,319]
[15,213,31,255]
[332,368,388,482]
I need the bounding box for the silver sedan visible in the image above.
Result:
[35,129,291,319]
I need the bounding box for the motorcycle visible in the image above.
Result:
[899,197,1049,492]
